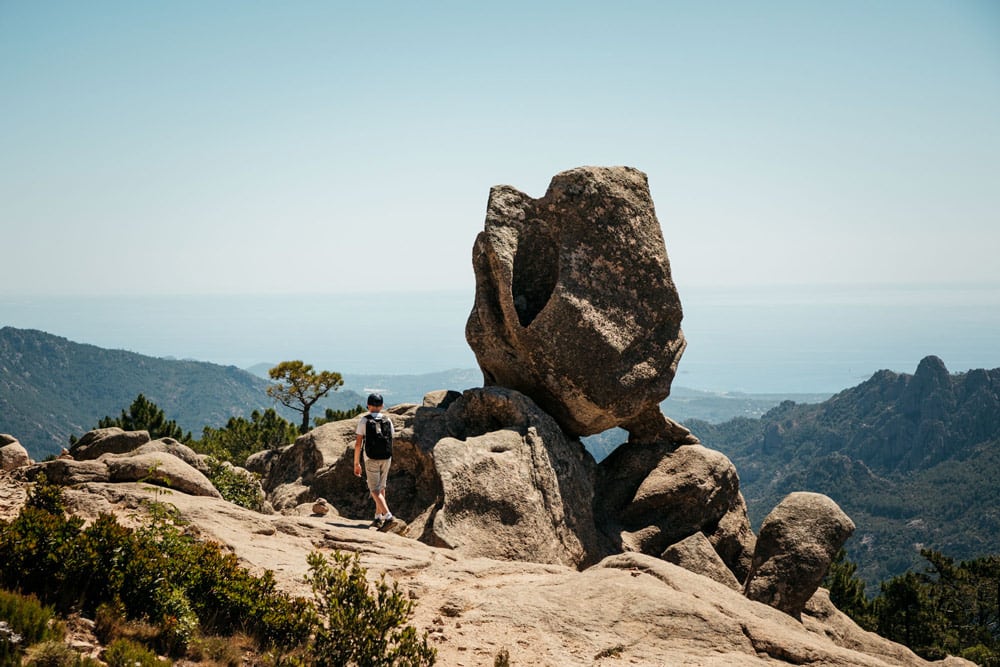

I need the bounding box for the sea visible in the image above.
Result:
[2,283,998,395]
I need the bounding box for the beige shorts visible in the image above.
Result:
[364,457,391,493]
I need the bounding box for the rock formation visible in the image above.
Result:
[261,387,607,568]
[2,471,968,666]
[69,427,151,460]
[19,432,236,500]
[744,491,856,618]
[1,166,942,663]
[466,166,687,440]
[0,435,31,472]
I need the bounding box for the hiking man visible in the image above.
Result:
[354,392,395,529]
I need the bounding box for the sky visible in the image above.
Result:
[2,1,999,297]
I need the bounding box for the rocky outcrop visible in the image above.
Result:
[262,388,606,568]
[465,166,686,438]
[0,437,31,471]
[19,459,111,486]
[19,429,228,499]
[429,387,606,567]
[69,428,151,460]
[104,452,222,498]
[661,531,742,590]
[744,492,856,618]
[595,440,753,579]
[0,475,966,667]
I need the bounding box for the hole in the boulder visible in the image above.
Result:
[511,223,558,327]
[581,427,628,464]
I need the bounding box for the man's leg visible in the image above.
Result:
[370,489,389,516]
[365,458,392,517]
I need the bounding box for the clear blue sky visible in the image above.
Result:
[2,1,999,296]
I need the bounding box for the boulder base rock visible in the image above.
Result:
[70,428,151,460]
[744,492,856,618]
[596,441,750,571]
[1,439,31,471]
[466,166,686,437]
[661,531,742,591]
[104,453,222,498]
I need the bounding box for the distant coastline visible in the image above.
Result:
[3,283,998,394]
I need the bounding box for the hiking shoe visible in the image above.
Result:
[379,515,395,531]
[370,517,384,529]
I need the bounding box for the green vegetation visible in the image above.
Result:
[267,361,344,434]
[0,589,64,665]
[201,458,265,511]
[825,549,1000,664]
[195,408,299,465]
[0,477,435,665]
[0,328,365,460]
[305,550,435,666]
[0,477,311,657]
[89,393,191,443]
[314,405,366,427]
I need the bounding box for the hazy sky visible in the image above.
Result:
[2,1,998,296]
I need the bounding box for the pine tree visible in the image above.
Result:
[85,394,190,442]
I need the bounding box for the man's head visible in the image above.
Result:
[367,393,384,411]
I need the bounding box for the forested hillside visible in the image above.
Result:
[689,356,1000,590]
[0,327,363,459]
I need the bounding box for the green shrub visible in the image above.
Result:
[305,550,435,666]
[202,458,265,511]
[185,634,248,667]
[0,590,62,647]
[0,491,310,654]
[23,640,101,667]
[25,474,65,516]
[103,639,170,667]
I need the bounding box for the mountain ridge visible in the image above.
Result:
[0,326,364,457]
[688,355,1000,590]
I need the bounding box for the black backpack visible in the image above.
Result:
[364,414,393,460]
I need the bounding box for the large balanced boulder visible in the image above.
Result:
[744,492,855,618]
[465,166,686,438]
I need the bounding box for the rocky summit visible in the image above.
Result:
[0,167,977,665]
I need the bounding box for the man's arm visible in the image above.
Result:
[354,433,364,476]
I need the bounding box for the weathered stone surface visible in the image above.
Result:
[311,498,331,516]
[264,405,441,522]
[0,440,31,471]
[104,453,221,498]
[261,390,607,567]
[597,442,742,558]
[18,459,111,485]
[0,471,973,665]
[705,491,757,584]
[244,447,282,478]
[127,438,211,474]
[430,387,607,567]
[0,434,19,447]
[70,428,151,460]
[745,492,856,618]
[466,166,686,437]
[662,531,742,590]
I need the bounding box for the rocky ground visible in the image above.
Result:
[0,473,971,667]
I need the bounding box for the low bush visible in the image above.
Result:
[103,638,170,667]
[305,550,435,666]
[202,458,265,511]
